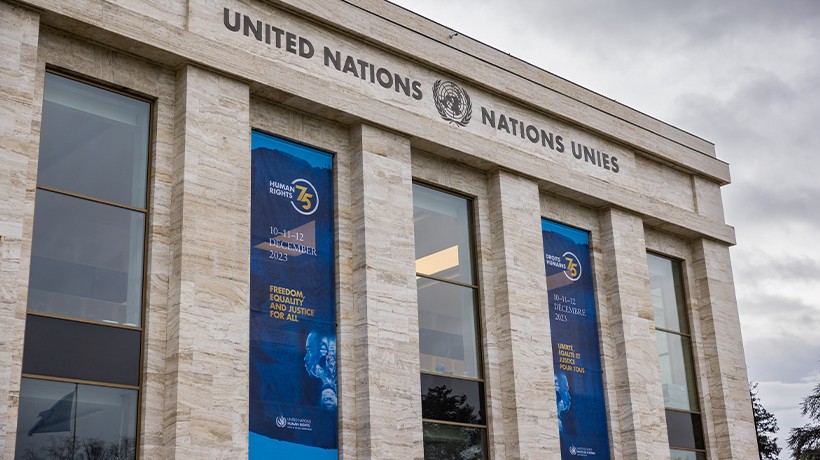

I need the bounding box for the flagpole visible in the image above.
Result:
[71,383,78,458]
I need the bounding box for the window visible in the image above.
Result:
[413,183,487,460]
[16,72,149,460]
[648,253,706,460]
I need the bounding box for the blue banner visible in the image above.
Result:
[542,219,610,459]
[249,131,337,459]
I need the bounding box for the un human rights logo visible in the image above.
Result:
[290,178,319,216]
[433,80,472,127]
[562,251,582,282]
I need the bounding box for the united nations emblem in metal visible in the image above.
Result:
[432,80,472,127]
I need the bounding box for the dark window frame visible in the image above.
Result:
[648,251,707,457]
[414,181,489,459]
[18,69,153,460]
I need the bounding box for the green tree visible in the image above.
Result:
[751,382,781,459]
[789,382,820,460]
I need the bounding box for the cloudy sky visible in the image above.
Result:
[390,0,820,456]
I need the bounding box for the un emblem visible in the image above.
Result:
[432,80,472,127]
[276,415,287,428]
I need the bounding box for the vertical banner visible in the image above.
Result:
[542,219,610,459]
[249,131,337,459]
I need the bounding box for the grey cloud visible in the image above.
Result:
[744,334,820,384]
[472,0,820,63]
[737,292,820,324]
[672,66,820,235]
[675,68,820,160]
[735,253,820,285]
[672,71,820,242]
[727,183,820,232]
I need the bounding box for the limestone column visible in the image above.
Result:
[164,65,250,458]
[487,170,559,459]
[0,3,40,458]
[598,208,669,459]
[349,124,423,459]
[691,238,758,459]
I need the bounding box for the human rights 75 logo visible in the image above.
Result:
[562,251,582,281]
[290,178,319,215]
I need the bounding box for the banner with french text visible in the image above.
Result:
[542,219,610,459]
[249,131,337,459]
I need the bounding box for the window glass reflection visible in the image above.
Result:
[413,184,473,284]
[421,373,485,425]
[656,331,699,411]
[15,378,137,460]
[665,409,705,450]
[23,316,141,386]
[417,278,480,378]
[27,190,144,326]
[423,422,487,460]
[648,253,688,333]
[38,73,149,208]
[670,449,706,460]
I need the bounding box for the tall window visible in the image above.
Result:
[648,253,706,460]
[413,183,487,460]
[15,72,149,460]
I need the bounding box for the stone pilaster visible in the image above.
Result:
[598,208,669,459]
[488,170,558,459]
[349,124,423,459]
[0,3,40,458]
[691,238,758,459]
[692,176,726,223]
[164,65,250,459]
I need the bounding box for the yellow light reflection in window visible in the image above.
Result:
[416,245,459,277]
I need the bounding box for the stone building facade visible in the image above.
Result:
[0,0,757,458]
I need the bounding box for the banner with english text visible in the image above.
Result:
[249,131,337,459]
